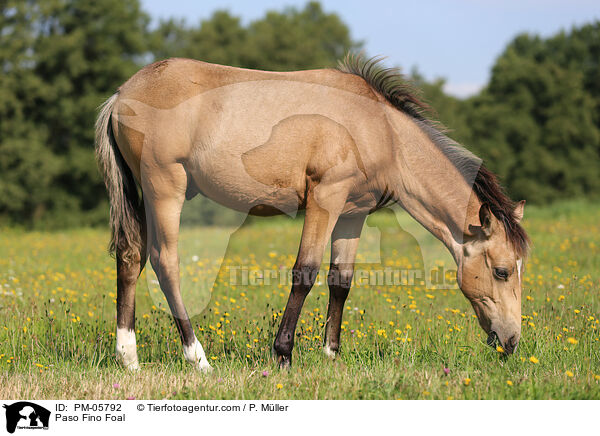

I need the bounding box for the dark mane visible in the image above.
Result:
[337,54,530,257]
[336,53,432,123]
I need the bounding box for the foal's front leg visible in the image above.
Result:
[323,215,364,357]
[273,192,345,369]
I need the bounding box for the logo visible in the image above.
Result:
[2,402,50,434]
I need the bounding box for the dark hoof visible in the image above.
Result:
[271,344,292,369]
[278,354,292,370]
[272,349,292,370]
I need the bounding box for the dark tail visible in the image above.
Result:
[94,93,142,263]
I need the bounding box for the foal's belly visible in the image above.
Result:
[186,147,305,217]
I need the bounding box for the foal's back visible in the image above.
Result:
[117,57,380,110]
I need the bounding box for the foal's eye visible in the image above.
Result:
[493,267,509,281]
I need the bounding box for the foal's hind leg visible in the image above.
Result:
[144,164,211,372]
[323,215,365,358]
[273,189,347,369]
[115,202,147,370]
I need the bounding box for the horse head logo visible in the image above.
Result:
[3,402,50,434]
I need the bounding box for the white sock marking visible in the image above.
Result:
[183,337,213,372]
[323,345,336,358]
[116,328,139,370]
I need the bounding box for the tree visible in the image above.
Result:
[0,0,150,226]
[242,1,360,70]
[150,11,248,66]
[151,2,360,70]
[461,27,600,203]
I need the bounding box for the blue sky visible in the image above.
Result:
[140,0,599,97]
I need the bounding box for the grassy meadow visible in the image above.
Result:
[0,201,598,399]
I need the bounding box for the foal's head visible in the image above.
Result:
[457,201,528,354]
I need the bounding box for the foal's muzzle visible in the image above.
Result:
[487,331,519,355]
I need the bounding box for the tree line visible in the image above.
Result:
[1,0,598,227]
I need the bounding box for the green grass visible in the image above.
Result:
[0,200,599,399]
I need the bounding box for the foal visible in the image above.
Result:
[96,55,528,370]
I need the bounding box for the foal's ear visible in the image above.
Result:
[478,203,493,237]
[513,200,526,223]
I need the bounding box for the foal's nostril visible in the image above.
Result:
[487,331,498,347]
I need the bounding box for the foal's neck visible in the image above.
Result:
[384,108,481,262]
